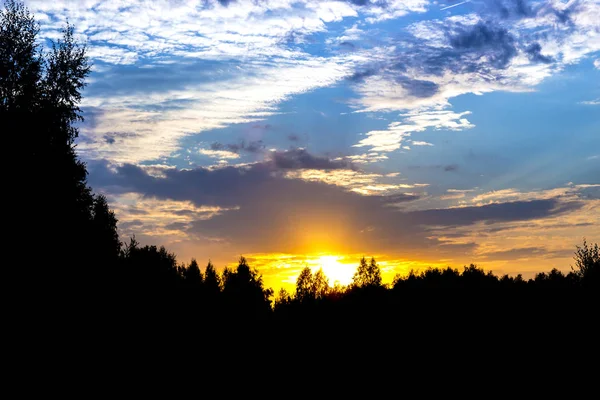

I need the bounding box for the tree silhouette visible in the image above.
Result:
[312,268,329,299]
[572,238,599,288]
[91,194,121,263]
[222,256,273,317]
[295,266,314,302]
[1,0,111,292]
[204,260,221,297]
[183,258,203,286]
[274,288,292,310]
[352,257,382,288]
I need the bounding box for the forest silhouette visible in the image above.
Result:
[3,0,598,363]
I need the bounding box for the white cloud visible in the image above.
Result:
[580,98,600,105]
[363,0,429,23]
[595,59,600,69]
[347,1,600,154]
[22,0,373,64]
[199,149,240,159]
[353,110,473,152]
[283,168,427,196]
[411,141,433,146]
[86,46,139,65]
[337,153,389,164]
[108,192,239,241]
[79,58,353,163]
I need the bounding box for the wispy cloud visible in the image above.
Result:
[79,58,353,163]
[199,149,240,159]
[580,98,600,106]
[411,141,434,146]
[353,110,473,152]
[440,1,471,12]
[346,0,600,154]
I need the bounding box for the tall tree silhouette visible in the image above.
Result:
[222,256,273,317]
[204,260,221,297]
[295,266,314,302]
[1,1,118,291]
[183,258,203,286]
[312,268,329,299]
[573,238,599,288]
[352,257,382,288]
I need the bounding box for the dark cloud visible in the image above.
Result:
[172,209,197,216]
[338,41,357,51]
[444,164,459,172]
[104,135,116,145]
[268,148,354,170]
[339,0,388,7]
[287,134,300,142]
[123,207,149,215]
[396,77,439,98]
[90,158,582,256]
[210,140,265,154]
[479,246,574,260]
[348,68,379,82]
[118,220,145,230]
[345,20,523,95]
[165,222,190,231]
[491,0,534,19]
[406,199,582,228]
[379,193,421,204]
[481,0,578,25]
[479,246,546,260]
[525,43,553,64]
[448,22,517,69]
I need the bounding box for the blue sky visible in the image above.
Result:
[21,0,599,289]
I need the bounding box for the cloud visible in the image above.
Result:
[524,42,553,64]
[411,141,434,146]
[341,153,389,164]
[268,148,354,170]
[487,0,534,20]
[78,58,352,163]
[397,77,440,98]
[448,22,517,69]
[353,110,474,152]
[580,98,600,106]
[595,59,600,69]
[90,159,589,258]
[440,1,471,11]
[199,149,240,159]
[344,1,600,153]
[210,140,266,154]
[477,247,550,261]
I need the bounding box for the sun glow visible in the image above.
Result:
[316,255,354,286]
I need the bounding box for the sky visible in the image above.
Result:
[21,0,599,291]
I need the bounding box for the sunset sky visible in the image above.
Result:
[23,0,599,291]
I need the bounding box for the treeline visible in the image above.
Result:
[113,238,599,317]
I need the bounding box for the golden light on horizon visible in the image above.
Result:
[316,255,354,286]
[228,252,457,295]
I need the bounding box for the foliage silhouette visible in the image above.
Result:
[352,256,382,288]
[572,238,600,288]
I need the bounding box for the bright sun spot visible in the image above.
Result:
[316,255,354,286]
